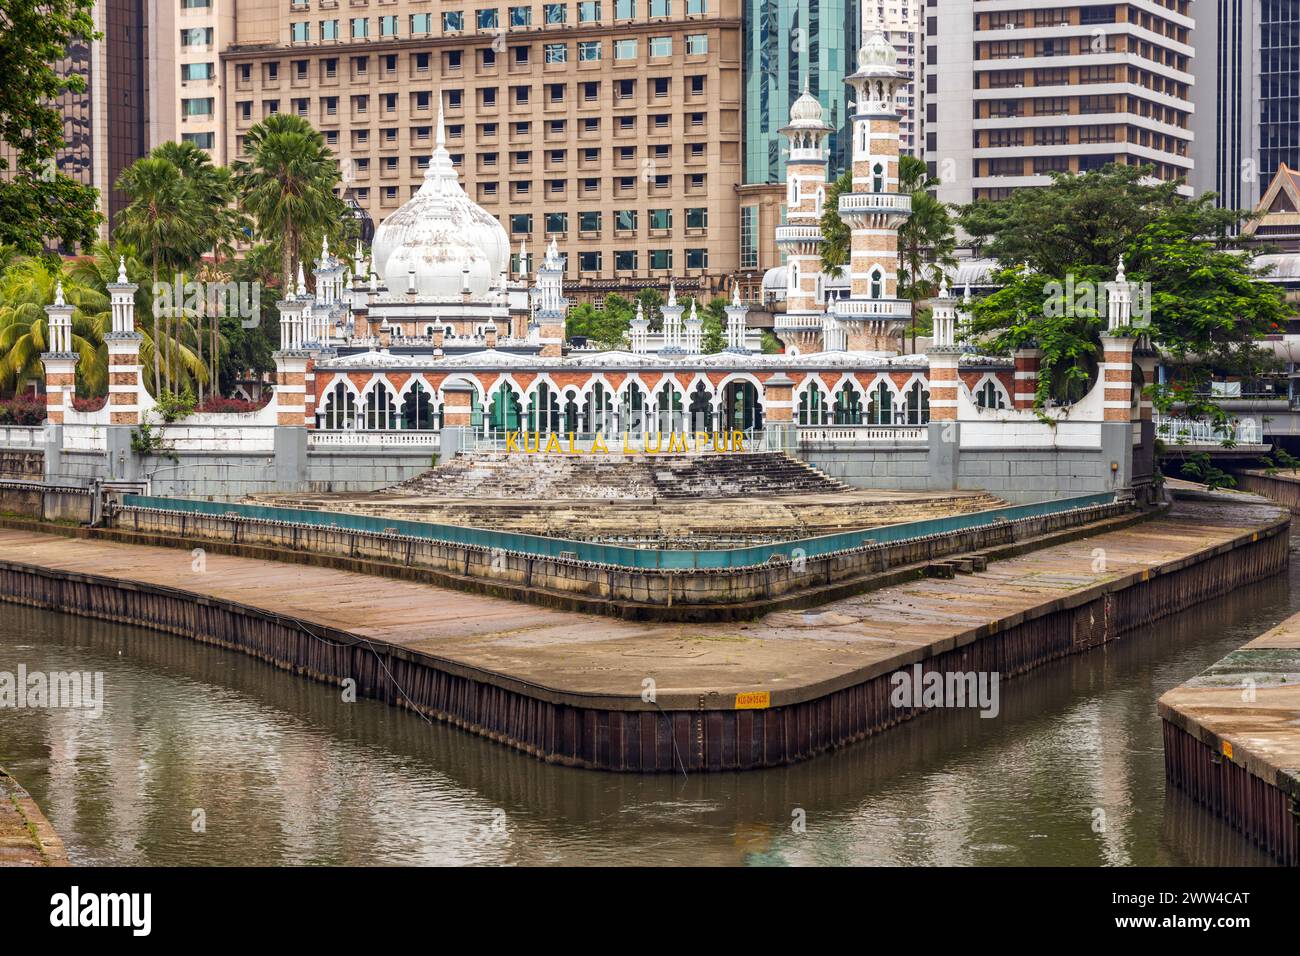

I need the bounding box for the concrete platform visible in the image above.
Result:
[1160,609,1300,864]
[0,492,1289,770]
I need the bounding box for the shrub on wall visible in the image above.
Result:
[0,395,46,425]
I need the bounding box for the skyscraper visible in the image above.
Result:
[742,0,857,184]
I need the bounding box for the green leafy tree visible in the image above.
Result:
[566,295,634,349]
[897,156,958,353]
[962,165,1288,420]
[699,297,728,353]
[0,0,102,253]
[233,114,348,293]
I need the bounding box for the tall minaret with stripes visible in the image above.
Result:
[773,87,832,355]
[835,17,912,353]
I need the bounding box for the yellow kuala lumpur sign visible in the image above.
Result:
[503,430,750,455]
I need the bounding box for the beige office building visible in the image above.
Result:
[220,0,743,303]
[922,0,1195,205]
[152,0,236,163]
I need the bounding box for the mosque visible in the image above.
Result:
[269,26,1019,441]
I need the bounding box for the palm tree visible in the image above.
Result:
[114,157,201,394]
[819,170,852,274]
[897,155,959,353]
[152,141,248,396]
[232,114,346,293]
[0,257,108,397]
[67,243,211,401]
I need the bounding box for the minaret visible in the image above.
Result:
[105,257,145,424]
[534,237,567,356]
[724,283,750,353]
[775,85,833,355]
[660,280,684,355]
[629,299,649,354]
[274,262,311,426]
[835,17,912,353]
[684,299,703,354]
[41,282,78,426]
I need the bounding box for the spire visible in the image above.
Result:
[938,276,950,299]
[1116,253,1126,282]
[117,256,128,284]
[689,299,698,322]
[321,234,329,261]
[53,280,65,307]
[731,281,742,307]
[296,261,306,297]
[667,279,677,307]
[518,239,528,278]
[436,96,446,149]
[962,283,971,306]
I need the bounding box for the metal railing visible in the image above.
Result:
[309,430,441,447]
[1154,415,1261,446]
[120,490,1118,570]
[796,425,927,443]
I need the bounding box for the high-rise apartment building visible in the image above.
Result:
[222,0,743,301]
[3,0,151,244]
[741,0,857,184]
[922,0,1195,206]
[153,0,235,162]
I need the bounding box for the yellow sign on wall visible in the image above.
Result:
[503,430,749,455]
[734,690,771,710]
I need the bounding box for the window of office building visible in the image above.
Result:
[686,0,705,11]
[477,8,498,29]
[649,36,671,57]
[180,27,213,47]
[615,0,635,18]
[615,209,637,230]
[380,15,398,35]
[183,97,215,116]
[182,131,216,148]
[510,6,531,26]
[649,208,671,229]
[686,34,707,55]
[546,212,568,233]
[291,22,310,41]
[615,251,637,271]
[685,207,706,228]
[650,0,669,15]
[545,3,566,23]
[181,63,214,81]
[351,17,368,38]
[649,249,671,270]
[579,0,600,21]
[510,214,533,234]
[740,205,758,269]
[580,211,601,231]
[546,43,567,63]
[578,41,600,61]
[685,248,707,269]
[615,38,637,59]
[579,252,602,271]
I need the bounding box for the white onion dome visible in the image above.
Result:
[781,88,833,134]
[370,104,509,299]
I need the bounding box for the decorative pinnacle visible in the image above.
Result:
[1116,253,1126,282]
[732,282,742,307]
[53,281,65,307]
[117,256,128,283]
[667,279,677,307]
[296,262,307,297]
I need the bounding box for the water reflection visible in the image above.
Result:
[0,546,1292,866]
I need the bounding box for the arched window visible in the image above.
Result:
[562,391,580,433]
[976,380,1007,410]
[722,380,763,432]
[583,382,613,433]
[364,384,398,429]
[867,380,894,425]
[688,381,714,432]
[321,382,356,430]
[798,383,829,425]
[872,162,884,193]
[488,383,522,433]
[528,382,560,432]
[870,268,883,299]
[657,382,683,432]
[789,260,800,296]
[833,383,862,425]
[402,381,436,430]
[620,382,646,434]
[905,381,930,425]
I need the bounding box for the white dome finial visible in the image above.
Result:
[117,256,128,283]
[53,280,65,307]
[296,261,306,297]
[667,279,677,307]
[1116,253,1126,282]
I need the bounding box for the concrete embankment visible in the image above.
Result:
[0,491,1287,771]
[0,769,67,866]
[1160,612,1300,866]
[1237,469,1300,513]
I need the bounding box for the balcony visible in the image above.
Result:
[833,298,912,319]
[838,192,912,216]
